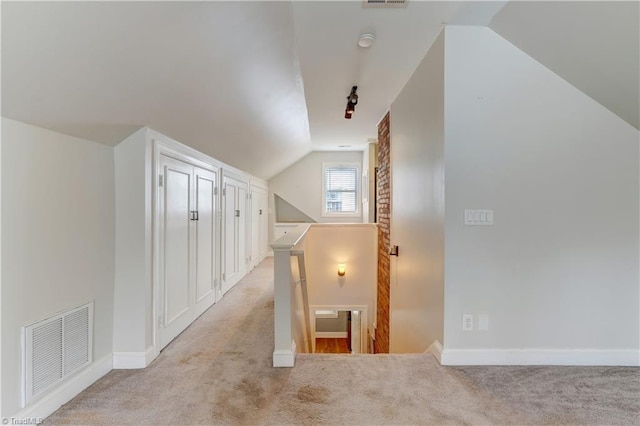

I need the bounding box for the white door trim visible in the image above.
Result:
[310,305,368,354]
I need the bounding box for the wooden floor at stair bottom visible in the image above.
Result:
[315,338,350,354]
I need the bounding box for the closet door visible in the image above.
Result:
[222,178,238,293]
[251,192,260,269]
[258,191,269,260]
[194,167,217,312]
[250,188,267,266]
[159,156,195,349]
[237,186,248,276]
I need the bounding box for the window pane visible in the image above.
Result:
[325,167,357,191]
[324,166,358,214]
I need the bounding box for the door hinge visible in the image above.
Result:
[190,210,199,221]
[235,209,240,217]
[214,187,218,196]
[159,175,164,187]
[223,187,226,196]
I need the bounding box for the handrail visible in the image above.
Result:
[291,250,312,353]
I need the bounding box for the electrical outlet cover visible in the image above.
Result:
[462,314,473,331]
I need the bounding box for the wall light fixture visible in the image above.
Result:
[337,264,346,276]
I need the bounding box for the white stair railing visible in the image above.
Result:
[271,224,311,367]
[291,250,312,353]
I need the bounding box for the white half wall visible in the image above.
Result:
[389,30,445,353]
[443,26,639,356]
[1,118,116,416]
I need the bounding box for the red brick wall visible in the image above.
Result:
[375,112,391,354]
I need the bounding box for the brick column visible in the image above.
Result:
[375,112,391,354]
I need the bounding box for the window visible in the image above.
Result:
[322,163,359,217]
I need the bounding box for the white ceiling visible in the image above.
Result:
[1,1,311,179]
[3,1,635,180]
[490,1,639,130]
[291,0,466,151]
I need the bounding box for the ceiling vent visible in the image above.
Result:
[363,0,408,8]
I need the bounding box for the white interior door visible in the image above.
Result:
[194,168,217,311]
[251,192,260,269]
[223,179,238,293]
[250,188,267,266]
[159,156,194,349]
[259,191,268,259]
[238,186,247,275]
[351,310,361,354]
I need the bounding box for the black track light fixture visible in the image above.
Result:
[344,86,358,119]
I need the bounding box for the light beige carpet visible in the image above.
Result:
[45,258,639,425]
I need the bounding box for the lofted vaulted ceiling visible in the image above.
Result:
[2,1,638,179]
[490,0,639,130]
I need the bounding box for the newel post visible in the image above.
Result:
[272,247,296,367]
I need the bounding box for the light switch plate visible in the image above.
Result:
[464,209,494,226]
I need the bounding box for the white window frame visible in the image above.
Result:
[322,162,361,218]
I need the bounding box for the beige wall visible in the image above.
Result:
[305,224,378,337]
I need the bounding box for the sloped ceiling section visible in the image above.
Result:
[1,1,311,179]
[490,1,640,130]
[274,194,317,223]
[292,1,465,151]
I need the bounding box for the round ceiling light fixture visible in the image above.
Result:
[358,33,376,48]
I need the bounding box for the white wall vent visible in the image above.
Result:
[363,0,408,8]
[23,302,93,406]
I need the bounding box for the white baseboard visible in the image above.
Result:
[440,348,640,366]
[14,353,112,421]
[145,346,158,366]
[426,340,443,364]
[315,332,348,338]
[273,340,297,367]
[113,346,155,369]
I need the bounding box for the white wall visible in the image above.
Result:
[443,27,639,356]
[113,129,153,356]
[268,151,363,242]
[388,31,445,353]
[113,128,269,365]
[1,118,115,416]
[305,224,378,339]
[489,1,640,130]
[361,143,377,224]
